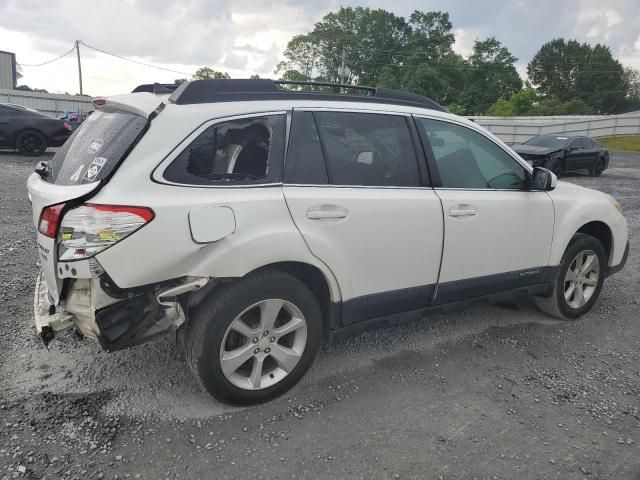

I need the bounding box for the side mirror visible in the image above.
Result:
[531,167,557,191]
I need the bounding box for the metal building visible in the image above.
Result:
[0,50,19,89]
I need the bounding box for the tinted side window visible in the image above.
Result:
[164,115,285,185]
[579,138,592,149]
[420,118,526,190]
[284,111,328,184]
[314,112,420,187]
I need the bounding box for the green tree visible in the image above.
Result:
[193,67,231,80]
[624,67,640,99]
[461,37,522,114]
[274,34,320,80]
[174,78,188,85]
[311,7,410,85]
[402,11,465,105]
[16,84,49,93]
[487,99,514,116]
[528,39,626,113]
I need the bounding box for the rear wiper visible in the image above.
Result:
[35,160,50,179]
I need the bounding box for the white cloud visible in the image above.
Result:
[1,0,639,96]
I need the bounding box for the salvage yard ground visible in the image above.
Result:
[1,151,639,479]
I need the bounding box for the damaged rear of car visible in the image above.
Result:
[28,93,205,350]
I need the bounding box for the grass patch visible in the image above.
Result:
[598,135,640,152]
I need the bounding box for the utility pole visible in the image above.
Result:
[340,47,346,84]
[75,40,83,96]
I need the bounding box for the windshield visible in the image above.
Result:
[524,135,570,149]
[47,110,147,185]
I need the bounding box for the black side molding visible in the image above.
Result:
[607,241,629,277]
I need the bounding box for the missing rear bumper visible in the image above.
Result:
[34,273,74,346]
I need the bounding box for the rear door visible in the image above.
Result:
[415,116,555,304]
[578,137,599,169]
[283,109,444,325]
[565,138,587,171]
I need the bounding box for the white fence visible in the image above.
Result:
[471,112,640,144]
[0,88,93,118]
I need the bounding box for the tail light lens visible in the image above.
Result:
[58,204,154,261]
[38,203,66,238]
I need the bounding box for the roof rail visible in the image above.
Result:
[131,83,180,94]
[165,79,445,112]
[275,80,376,94]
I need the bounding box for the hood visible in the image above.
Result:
[511,144,563,156]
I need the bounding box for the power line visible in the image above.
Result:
[18,47,75,67]
[80,41,192,76]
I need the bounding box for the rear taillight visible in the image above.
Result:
[58,204,154,261]
[63,121,73,131]
[38,203,66,238]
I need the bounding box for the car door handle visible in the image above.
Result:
[307,205,349,220]
[449,208,477,218]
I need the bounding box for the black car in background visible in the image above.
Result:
[0,103,73,156]
[512,134,609,177]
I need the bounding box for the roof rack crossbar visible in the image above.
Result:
[155,79,445,112]
[275,80,376,94]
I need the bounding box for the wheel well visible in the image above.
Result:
[576,221,612,263]
[261,262,335,332]
[14,128,46,147]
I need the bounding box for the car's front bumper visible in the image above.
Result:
[607,241,630,277]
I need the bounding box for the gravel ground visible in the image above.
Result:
[1,150,639,480]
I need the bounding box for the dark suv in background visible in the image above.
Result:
[0,103,73,156]
[512,134,609,177]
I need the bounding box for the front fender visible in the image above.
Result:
[548,184,628,267]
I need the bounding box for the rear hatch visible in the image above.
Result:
[27,93,162,304]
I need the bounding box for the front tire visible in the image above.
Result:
[185,269,323,405]
[535,233,606,320]
[16,130,47,156]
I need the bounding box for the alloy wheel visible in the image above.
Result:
[220,299,308,390]
[563,249,600,309]
[21,133,44,154]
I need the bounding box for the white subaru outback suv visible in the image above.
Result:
[27,79,629,405]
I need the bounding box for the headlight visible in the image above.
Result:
[605,194,623,214]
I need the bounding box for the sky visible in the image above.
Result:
[1,0,640,96]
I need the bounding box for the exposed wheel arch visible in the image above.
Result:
[185,261,340,337]
[255,262,339,332]
[576,221,612,264]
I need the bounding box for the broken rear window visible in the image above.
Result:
[47,110,147,185]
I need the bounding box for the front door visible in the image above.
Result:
[283,109,444,325]
[415,116,555,304]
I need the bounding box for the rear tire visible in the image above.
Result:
[185,269,323,405]
[545,158,564,177]
[16,130,47,156]
[590,157,606,177]
[535,233,606,320]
